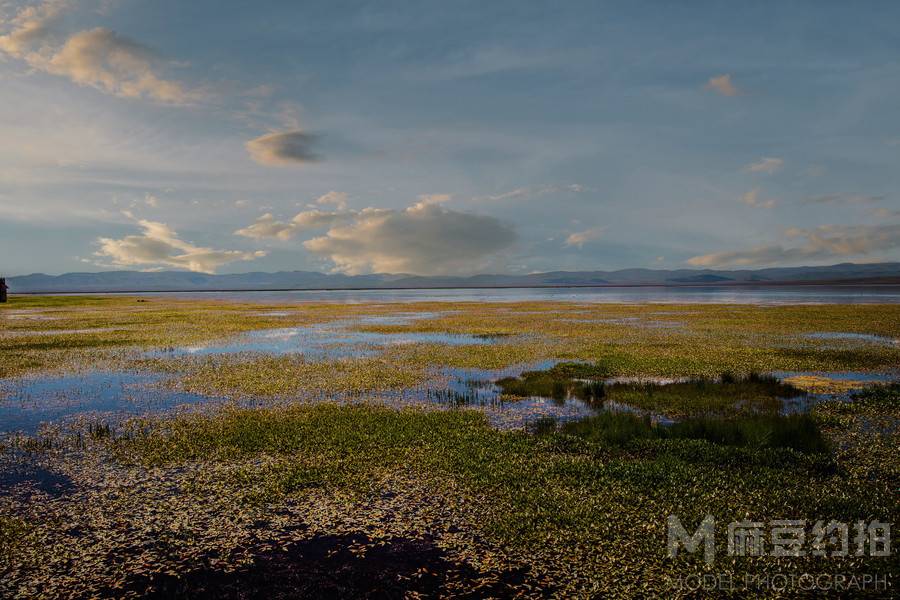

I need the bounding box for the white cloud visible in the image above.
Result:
[564,227,605,248]
[740,188,776,209]
[687,223,900,267]
[246,130,320,166]
[314,191,348,210]
[292,209,356,230]
[478,188,530,202]
[0,0,65,57]
[234,213,297,241]
[744,157,783,174]
[0,2,198,103]
[97,218,266,273]
[705,74,739,97]
[413,193,452,207]
[301,200,516,274]
[235,208,356,240]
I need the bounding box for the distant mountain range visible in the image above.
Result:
[5,263,900,293]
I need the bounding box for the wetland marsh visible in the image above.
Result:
[1,294,898,597]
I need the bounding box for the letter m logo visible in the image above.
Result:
[668,515,716,565]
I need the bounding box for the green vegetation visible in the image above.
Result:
[0,516,28,560]
[495,365,807,418]
[496,361,607,402]
[603,373,806,418]
[3,296,900,385]
[82,401,892,595]
[554,412,829,453]
[169,354,427,398]
[2,297,899,596]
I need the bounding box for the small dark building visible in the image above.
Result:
[0,277,7,303]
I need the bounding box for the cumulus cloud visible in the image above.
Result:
[744,157,783,174]
[0,2,197,103]
[301,200,516,275]
[687,223,900,267]
[705,74,739,97]
[292,209,356,230]
[740,188,776,208]
[97,218,266,273]
[246,130,320,166]
[234,213,298,241]
[235,209,355,240]
[314,191,348,210]
[564,227,605,248]
[0,0,61,54]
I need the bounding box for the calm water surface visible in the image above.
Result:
[84,285,900,305]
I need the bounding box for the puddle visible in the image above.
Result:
[805,332,898,346]
[154,314,498,360]
[400,367,863,429]
[369,362,676,430]
[0,311,61,321]
[0,372,216,435]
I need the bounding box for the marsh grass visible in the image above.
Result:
[4,296,900,381]
[0,516,28,560]
[496,361,608,402]
[89,399,898,595]
[3,297,900,596]
[850,382,900,409]
[555,411,829,453]
[171,354,427,398]
[603,372,806,418]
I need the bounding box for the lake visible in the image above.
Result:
[73,284,900,304]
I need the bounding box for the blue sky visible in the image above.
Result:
[1,0,898,276]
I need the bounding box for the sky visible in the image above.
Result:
[1,0,899,277]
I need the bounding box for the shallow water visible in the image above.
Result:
[79,285,900,305]
[0,372,214,435]
[806,332,898,346]
[0,365,885,435]
[153,314,499,360]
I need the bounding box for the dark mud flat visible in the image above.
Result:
[0,463,75,498]
[111,533,542,599]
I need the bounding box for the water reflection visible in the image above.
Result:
[152,314,500,360]
[0,372,215,435]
